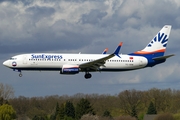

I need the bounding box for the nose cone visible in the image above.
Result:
[3,60,9,67]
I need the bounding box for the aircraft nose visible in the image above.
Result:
[3,60,9,67]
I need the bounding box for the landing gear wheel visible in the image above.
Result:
[84,73,92,79]
[19,73,22,77]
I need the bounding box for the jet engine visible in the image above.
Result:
[60,65,79,74]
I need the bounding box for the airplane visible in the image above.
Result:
[3,25,174,79]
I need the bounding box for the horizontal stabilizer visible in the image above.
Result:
[152,54,175,61]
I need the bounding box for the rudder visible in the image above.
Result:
[132,25,172,57]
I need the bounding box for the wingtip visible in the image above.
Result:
[113,42,123,55]
[104,48,108,52]
[119,42,123,46]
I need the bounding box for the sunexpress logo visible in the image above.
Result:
[31,54,63,60]
[148,32,168,47]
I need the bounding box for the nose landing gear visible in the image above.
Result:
[19,72,22,77]
[17,70,22,77]
[13,69,22,77]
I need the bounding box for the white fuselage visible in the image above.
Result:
[2,25,172,79]
[3,53,148,71]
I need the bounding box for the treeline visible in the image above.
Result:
[9,88,180,120]
[1,83,180,120]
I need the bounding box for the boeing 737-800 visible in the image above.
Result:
[3,25,174,79]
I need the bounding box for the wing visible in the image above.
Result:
[79,54,115,71]
[79,42,123,71]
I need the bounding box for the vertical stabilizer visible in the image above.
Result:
[132,25,172,57]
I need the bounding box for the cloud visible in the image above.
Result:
[0,0,180,97]
[80,9,107,25]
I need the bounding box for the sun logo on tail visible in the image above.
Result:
[147,32,168,48]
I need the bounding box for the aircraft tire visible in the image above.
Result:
[19,73,22,77]
[84,73,92,79]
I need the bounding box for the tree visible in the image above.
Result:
[0,83,14,100]
[9,96,30,115]
[147,88,172,112]
[75,98,95,119]
[55,102,60,116]
[0,104,16,120]
[32,115,39,120]
[59,103,65,119]
[0,97,4,105]
[64,101,75,118]
[118,89,143,116]
[50,102,61,120]
[131,106,138,119]
[147,101,157,114]
[103,110,112,118]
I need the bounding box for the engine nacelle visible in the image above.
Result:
[60,65,79,74]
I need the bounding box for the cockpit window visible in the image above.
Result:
[9,58,17,60]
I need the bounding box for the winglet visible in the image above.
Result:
[114,42,123,55]
[102,48,108,54]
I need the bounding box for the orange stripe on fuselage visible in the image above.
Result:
[134,49,166,54]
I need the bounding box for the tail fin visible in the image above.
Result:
[132,25,172,57]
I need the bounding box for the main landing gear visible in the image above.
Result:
[84,72,92,79]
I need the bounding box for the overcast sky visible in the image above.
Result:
[1,0,180,97]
